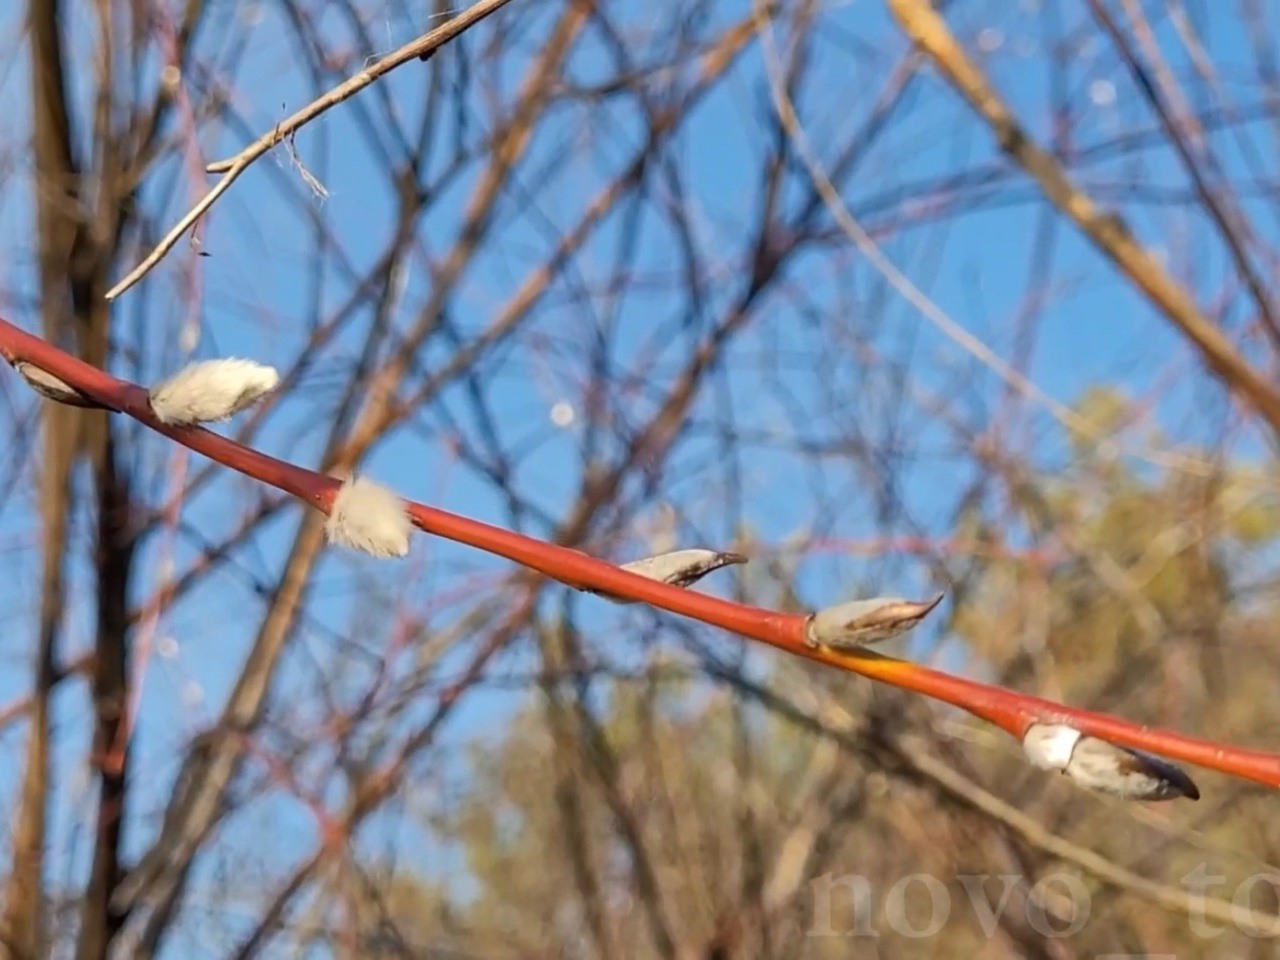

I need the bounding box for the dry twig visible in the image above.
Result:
[105,0,518,301]
[883,0,1280,438]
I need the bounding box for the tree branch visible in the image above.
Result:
[105,0,519,301]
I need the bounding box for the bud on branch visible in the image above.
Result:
[3,317,1278,794]
[324,475,412,559]
[591,548,748,604]
[148,358,279,425]
[805,594,944,650]
[1022,722,1200,802]
[11,360,103,408]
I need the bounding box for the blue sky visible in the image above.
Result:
[0,0,1272,954]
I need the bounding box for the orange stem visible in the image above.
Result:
[4,316,1278,789]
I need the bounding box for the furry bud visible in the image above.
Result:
[149,358,279,425]
[1022,723,1199,801]
[324,476,411,559]
[805,594,943,650]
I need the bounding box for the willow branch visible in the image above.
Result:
[4,318,1279,790]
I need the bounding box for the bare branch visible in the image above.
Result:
[104,0,519,301]
[884,0,1280,439]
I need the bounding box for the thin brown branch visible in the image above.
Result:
[1090,0,1280,350]
[884,0,1280,440]
[752,0,1216,481]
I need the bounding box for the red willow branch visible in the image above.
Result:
[4,316,1278,790]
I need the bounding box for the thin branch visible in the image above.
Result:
[750,0,1217,482]
[1089,0,1280,350]
[883,0,1280,441]
[105,0,518,301]
[5,319,1280,790]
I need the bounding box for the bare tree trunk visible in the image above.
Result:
[75,437,136,960]
[4,2,83,953]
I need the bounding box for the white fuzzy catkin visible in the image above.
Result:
[324,475,411,558]
[1021,723,1083,772]
[148,358,279,425]
[1021,722,1200,802]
